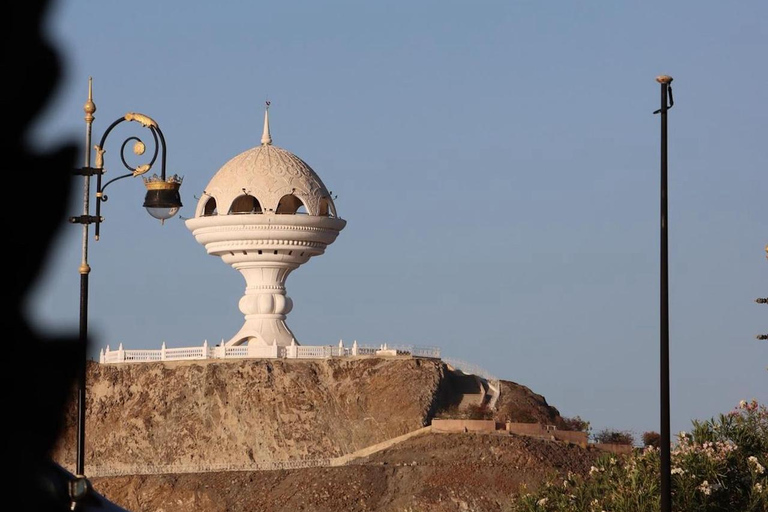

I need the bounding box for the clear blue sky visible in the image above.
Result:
[28,1,766,440]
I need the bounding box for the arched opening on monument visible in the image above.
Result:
[276,194,307,214]
[319,198,337,218]
[229,334,255,347]
[202,196,218,216]
[243,337,273,346]
[229,194,263,214]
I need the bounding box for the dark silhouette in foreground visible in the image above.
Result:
[7,1,127,510]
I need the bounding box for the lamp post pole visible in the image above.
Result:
[758,244,767,342]
[74,77,96,483]
[655,74,674,512]
[68,77,183,509]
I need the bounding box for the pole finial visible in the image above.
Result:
[261,100,272,145]
[84,76,96,121]
[656,75,674,84]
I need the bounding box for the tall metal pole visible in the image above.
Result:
[656,74,673,512]
[758,244,767,342]
[77,77,96,478]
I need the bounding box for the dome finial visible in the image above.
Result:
[261,100,272,145]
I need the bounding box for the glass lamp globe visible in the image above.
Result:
[143,174,183,222]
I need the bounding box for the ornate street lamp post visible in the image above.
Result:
[67,78,183,508]
[654,74,674,512]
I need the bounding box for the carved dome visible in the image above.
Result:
[193,107,338,219]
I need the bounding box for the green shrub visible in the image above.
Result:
[562,416,592,435]
[594,428,635,446]
[642,431,661,448]
[509,400,768,512]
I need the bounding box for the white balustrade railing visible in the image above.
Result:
[100,340,441,364]
[164,347,206,360]
[411,346,442,358]
[296,346,330,358]
[225,346,248,358]
[102,350,122,364]
[121,350,160,362]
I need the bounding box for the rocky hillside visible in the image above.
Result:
[493,380,569,427]
[54,357,568,472]
[52,356,591,512]
[55,358,436,469]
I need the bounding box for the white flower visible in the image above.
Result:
[671,467,685,475]
[748,456,765,474]
[589,466,599,475]
[755,482,763,493]
[537,497,548,506]
[698,480,712,495]
[739,399,748,409]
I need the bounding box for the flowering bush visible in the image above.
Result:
[510,400,768,512]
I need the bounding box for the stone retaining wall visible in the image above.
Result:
[430,419,589,447]
[431,419,497,432]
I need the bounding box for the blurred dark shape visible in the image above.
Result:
[6,1,128,510]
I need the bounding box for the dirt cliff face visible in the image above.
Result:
[54,357,447,470]
[90,432,601,512]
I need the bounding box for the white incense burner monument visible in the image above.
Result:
[185,106,346,346]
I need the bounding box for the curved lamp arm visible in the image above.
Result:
[87,113,182,238]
